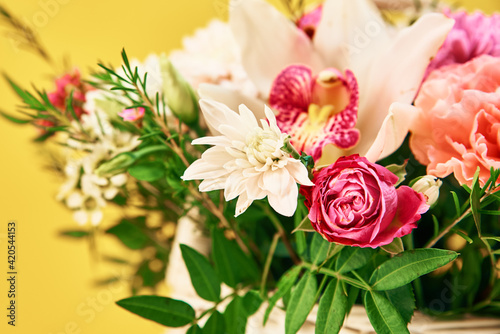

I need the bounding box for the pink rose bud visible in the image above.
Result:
[300,155,429,248]
[118,107,145,122]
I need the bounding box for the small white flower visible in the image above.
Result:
[412,175,442,206]
[182,99,313,217]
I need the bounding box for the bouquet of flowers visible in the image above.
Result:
[2,0,500,333]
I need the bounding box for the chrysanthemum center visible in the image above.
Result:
[245,128,283,164]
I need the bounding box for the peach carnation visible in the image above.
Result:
[410,55,500,186]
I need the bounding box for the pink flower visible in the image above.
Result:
[300,155,428,248]
[269,65,360,161]
[426,9,500,76]
[410,55,500,187]
[48,69,88,118]
[296,4,323,39]
[118,107,145,122]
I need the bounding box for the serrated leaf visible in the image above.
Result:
[316,279,347,334]
[310,233,330,265]
[369,249,458,291]
[384,285,415,324]
[364,291,410,334]
[211,229,259,288]
[264,265,301,325]
[224,296,247,334]
[203,311,225,334]
[285,271,317,334]
[116,295,195,327]
[180,244,221,302]
[335,247,374,274]
[470,167,482,236]
[381,238,404,255]
[106,220,149,249]
[59,230,89,238]
[128,161,166,182]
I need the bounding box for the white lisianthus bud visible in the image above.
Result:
[412,175,442,206]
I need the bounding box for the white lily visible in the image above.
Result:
[182,99,313,217]
[200,0,454,162]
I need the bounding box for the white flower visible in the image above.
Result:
[412,175,442,206]
[182,99,313,217]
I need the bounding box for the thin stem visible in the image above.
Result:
[260,233,280,298]
[302,262,370,291]
[261,204,300,265]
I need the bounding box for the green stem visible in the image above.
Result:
[301,262,370,290]
[260,233,280,298]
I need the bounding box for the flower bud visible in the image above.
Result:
[95,153,135,177]
[411,175,442,206]
[160,56,199,124]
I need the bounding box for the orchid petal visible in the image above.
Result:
[314,0,390,73]
[229,0,322,96]
[364,103,418,162]
[355,13,455,157]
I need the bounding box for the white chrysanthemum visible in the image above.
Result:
[182,99,313,217]
[170,20,258,97]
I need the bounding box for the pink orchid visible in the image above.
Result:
[199,0,454,163]
[118,107,145,122]
[269,65,359,161]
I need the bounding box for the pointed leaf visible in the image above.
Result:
[369,249,458,291]
[116,295,195,327]
[59,230,89,238]
[381,238,404,255]
[364,291,410,334]
[224,296,247,334]
[335,247,374,274]
[212,229,259,288]
[292,216,315,233]
[285,271,317,334]
[106,220,149,249]
[385,161,408,187]
[180,244,221,302]
[0,111,31,124]
[470,167,482,236]
[203,311,225,334]
[187,325,203,334]
[264,265,301,325]
[316,279,347,334]
[383,285,415,324]
[242,290,262,316]
[310,232,330,265]
[128,161,166,182]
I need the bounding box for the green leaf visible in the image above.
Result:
[264,265,301,325]
[335,247,374,274]
[381,238,404,255]
[59,230,89,238]
[310,233,330,265]
[187,325,203,334]
[364,291,410,334]
[0,111,31,124]
[316,279,347,334]
[292,216,315,233]
[203,311,225,334]
[386,161,408,186]
[128,161,166,182]
[106,220,149,249]
[470,167,482,236]
[116,295,195,327]
[180,244,221,302]
[211,229,260,288]
[450,191,461,219]
[224,296,247,334]
[369,249,458,291]
[452,229,473,244]
[242,290,262,316]
[383,285,415,324]
[482,236,500,243]
[285,271,318,334]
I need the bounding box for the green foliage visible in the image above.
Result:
[309,233,330,265]
[106,218,149,250]
[224,296,247,334]
[364,291,410,334]
[203,311,225,334]
[116,295,195,327]
[335,247,374,274]
[264,265,302,325]
[370,249,458,291]
[285,271,318,334]
[180,244,221,302]
[59,229,89,238]
[316,279,347,334]
[128,161,166,182]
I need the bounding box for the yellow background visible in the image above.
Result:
[0,0,498,333]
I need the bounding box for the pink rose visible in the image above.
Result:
[300,155,428,248]
[410,55,500,186]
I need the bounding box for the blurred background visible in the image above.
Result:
[0,0,498,333]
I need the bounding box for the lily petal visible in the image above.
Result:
[355,13,455,156]
[364,102,418,162]
[229,0,322,96]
